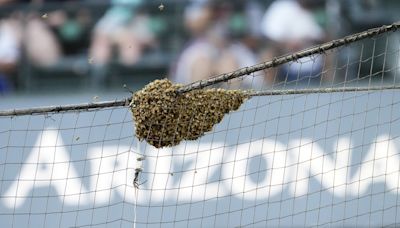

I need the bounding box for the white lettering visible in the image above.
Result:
[222,139,288,200]
[3,129,86,208]
[87,145,136,205]
[175,143,224,202]
[350,135,400,194]
[288,137,351,197]
[2,130,399,208]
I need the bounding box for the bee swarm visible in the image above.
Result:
[130,79,248,148]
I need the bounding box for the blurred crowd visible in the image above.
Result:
[0,0,336,94]
[171,0,329,89]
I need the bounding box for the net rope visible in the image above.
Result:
[1,23,400,227]
[1,22,400,117]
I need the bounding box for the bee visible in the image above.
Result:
[133,168,147,189]
[158,3,164,11]
[131,79,247,148]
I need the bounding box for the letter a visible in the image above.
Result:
[3,128,86,208]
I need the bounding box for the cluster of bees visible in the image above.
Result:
[130,79,248,148]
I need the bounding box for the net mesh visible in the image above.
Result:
[1,24,400,227]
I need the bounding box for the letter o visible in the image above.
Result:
[222,139,288,200]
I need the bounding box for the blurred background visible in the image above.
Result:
[1,2,400,227]
[0,0,399,102]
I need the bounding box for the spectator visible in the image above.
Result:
[0,16,20,94]
[0,0,23,94]
[0,0,90,94]
[24,13,62,67]
[260,0,327,85]
[3,0,82,67]
[171,1,258,88]
[12,0,74,68]
[213,0,263,88]
[171,2,217,84]
[89,0,156,88]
